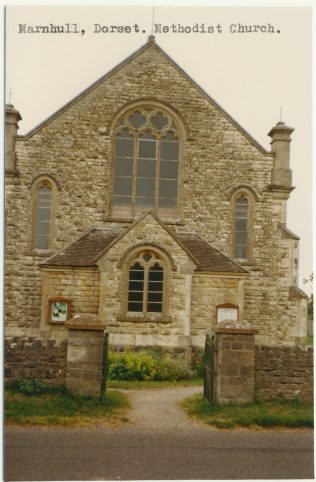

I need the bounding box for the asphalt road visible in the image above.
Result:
[5,426,314,480]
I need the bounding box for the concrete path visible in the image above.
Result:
[122,385,203,431]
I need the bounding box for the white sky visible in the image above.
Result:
[4,3,313,292]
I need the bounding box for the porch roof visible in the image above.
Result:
[41,227,246,274]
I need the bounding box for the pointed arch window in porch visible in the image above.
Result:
[128,252,164,313]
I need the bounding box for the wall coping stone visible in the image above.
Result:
[65,313,106,331]
[215,319,258,335]
[216,328,259,335]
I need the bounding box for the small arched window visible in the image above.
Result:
[232,188,255,260]
[234,196,248,259]
[112,107,180,217]
[128,252,164,314]
[35,185,52,249]
[31,176,57,251]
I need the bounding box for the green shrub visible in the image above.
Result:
[107,351,194,381]
[191,350,205,378]
[13,378,47,395]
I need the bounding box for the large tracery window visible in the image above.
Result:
[113,108,180,217]
[127,251,164,314]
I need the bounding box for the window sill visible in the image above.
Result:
[105,216,185,226]
[29,249,54,257]
[234,258,256,266]
[118,314,172,323]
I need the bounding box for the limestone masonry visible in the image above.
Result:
[5,37,308,354]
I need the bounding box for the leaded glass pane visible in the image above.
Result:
[236,218,248,231]
[148,281,163,292]
[147,292,163,302]
[147,303,163,313]
[160,161,178,179]
[36,236,50,249]
[136,196,155,207]
[235,245,247,259]
[114,158,133,177]
[115,138,134,158]
[129,280,144,291]
[113,196,132,205]
[128,302,143,312]
[128,112,146,129]
[159,179,178,198]
[128,291,143,302]
[236,232,247,244]
[37,207,51,221]
[137,159,156,178]
[151,112,168,130]
[159,197,177,207]
[136,178,155,197]
[114,177,132,196]
[129,263,144,279]
[139,138,156,159]
[148,264,163,281]
[160,140,179,160]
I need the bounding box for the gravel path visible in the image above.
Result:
[121,385,204,432]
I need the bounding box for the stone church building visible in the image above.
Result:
[5,37,308,355]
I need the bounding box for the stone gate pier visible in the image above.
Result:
[214,320,258,404]
[65,314,107,397]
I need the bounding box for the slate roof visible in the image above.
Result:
[42,228,124,267]
[42,227,246,274]
[177,233,247,273]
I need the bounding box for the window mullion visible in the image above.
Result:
[132,136,138,216]
[155,138,160,213]
[144,265,149,313]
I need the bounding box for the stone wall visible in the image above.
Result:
[5,337,67,385]
[191,275,243,347]
[255,345,313,402]
[40,268,100,341]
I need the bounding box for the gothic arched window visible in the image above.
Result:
[234,196,249,259]
[232,188,256,260]
[112,108,180,217]
[128,251,164,314]
[31,176,57,251]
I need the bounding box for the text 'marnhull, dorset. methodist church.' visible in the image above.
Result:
[5,36,308,357]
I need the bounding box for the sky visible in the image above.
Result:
[4,3,313,292]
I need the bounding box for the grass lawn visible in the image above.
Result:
[5,386,129,427]
[107,377,203,389]
[181,394,313,429]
